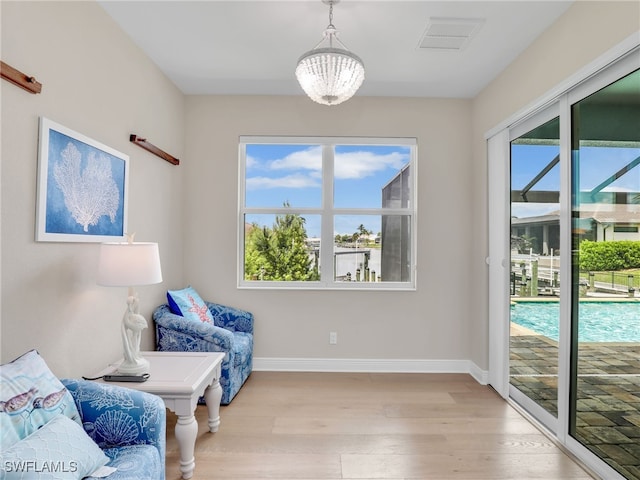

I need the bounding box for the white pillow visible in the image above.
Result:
[0,414,111,479]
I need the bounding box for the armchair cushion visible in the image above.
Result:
[166,286,215,325]
[207,302,254,332]
[155,310,234,351]
[98,445,163,479]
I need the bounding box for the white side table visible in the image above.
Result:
[95,351,225,479]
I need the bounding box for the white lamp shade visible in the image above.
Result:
[97,242,162,286]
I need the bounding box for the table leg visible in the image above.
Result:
[174,414,198,479]
[203,377,223,432]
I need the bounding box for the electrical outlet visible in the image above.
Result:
[329,331,338,345]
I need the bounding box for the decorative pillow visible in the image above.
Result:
[0,413,113,479]
[167,286,215,324]
[0,350,81,451]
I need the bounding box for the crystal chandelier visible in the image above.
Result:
[295,0,365,106]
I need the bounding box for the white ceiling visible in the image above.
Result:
[98,1,573,99]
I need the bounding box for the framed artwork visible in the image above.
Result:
[36,117,129,242]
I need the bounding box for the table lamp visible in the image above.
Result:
[97,236,162,374]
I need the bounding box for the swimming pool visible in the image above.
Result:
[510,302,640,342]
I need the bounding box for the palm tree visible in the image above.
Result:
[355,224,371,244]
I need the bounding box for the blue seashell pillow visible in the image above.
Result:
[167,286,215,325]
[0,350,81,451]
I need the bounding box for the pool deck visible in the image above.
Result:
[512,296,640,303]
[510,333,640,479]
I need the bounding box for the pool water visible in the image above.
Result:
[510,302,640,342]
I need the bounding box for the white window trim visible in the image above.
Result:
[238,136,418,290]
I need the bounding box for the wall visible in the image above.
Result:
[184,95,475,370]
[469,1,640,369]
[4,1,634,380]
[1,1,185,377]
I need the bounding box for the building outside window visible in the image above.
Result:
[238,136,417,289]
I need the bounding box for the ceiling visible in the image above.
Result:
[98,1,574,99]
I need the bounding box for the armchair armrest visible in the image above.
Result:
[206,301,254,334]
[153,304,234,350]
[60,379,165,460]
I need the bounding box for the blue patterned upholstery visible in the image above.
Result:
[153,301,253,404]
[61,379,165,480]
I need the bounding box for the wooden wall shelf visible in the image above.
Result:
[130,134,179,165]
[1,61,42,94]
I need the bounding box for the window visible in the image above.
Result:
[613,224,639,233]
[239,136,417,289]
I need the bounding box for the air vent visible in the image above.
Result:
[419,17,484,51]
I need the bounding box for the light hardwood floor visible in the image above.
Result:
[166,372,595,480]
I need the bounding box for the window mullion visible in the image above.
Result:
[321,144,334,285]
[333,208,411,216]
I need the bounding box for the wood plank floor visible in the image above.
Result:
[165,372,595,480]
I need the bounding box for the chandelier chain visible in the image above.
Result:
[328,2,334,28]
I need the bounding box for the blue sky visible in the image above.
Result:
[511,144,640,218]
[245,143,410,237]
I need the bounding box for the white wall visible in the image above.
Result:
[0,1,185,377]
[183,96,475,367]
[469,1,640,369]
[3,0,636,380]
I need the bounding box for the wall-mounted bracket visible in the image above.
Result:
[1,61,42,94]
[130,134,179,165]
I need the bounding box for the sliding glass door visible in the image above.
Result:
[510,114,561,431]
[490,50,639,480]
[570,68,640,480]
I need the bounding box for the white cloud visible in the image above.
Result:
[246,154,258,170]
[246,173,321,190]
[267,146,409,180]
[270,146,322,171]
[248,146,410,192]
[335,151,408,179]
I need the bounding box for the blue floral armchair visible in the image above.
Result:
[61,379,166,480]
[153,301,253,404]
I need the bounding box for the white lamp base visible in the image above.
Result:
[119,294,150,375]
[117,356,150,375]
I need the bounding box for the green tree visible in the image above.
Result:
[245,207,318,281]
[244,224,271,280]
[355,224,371,244]
[357,224,371,237]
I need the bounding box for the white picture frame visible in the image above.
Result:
[36,117,129,242]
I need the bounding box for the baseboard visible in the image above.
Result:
[253,357,489,385]
[468,361,489,385]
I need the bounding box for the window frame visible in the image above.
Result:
[238,136,418,290]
